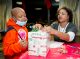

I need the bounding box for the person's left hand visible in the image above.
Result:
[19,40,28,48]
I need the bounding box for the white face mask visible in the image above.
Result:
[16,20,27,26]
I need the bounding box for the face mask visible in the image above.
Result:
[16,20,27,26]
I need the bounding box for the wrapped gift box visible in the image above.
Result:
[28,30,49,57]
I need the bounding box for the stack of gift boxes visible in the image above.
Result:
[28,30,49,57]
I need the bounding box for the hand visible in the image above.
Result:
[33,24,43,30]
[43,26,53,33]
[19,40,28,48]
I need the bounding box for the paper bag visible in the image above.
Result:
[28,30,49,57]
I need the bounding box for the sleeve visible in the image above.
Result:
[67,32,75,42]
[67,24,77,34]
[3,30,22,56]
[66,23,78,41]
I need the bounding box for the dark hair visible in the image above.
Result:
[57,7,73,22]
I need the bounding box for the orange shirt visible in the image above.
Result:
[3,18,28,59]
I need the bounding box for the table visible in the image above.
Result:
[19,43,80,59]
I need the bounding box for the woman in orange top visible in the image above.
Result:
[3,7,28,59]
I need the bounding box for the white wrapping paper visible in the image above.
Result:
[28,30,49,57]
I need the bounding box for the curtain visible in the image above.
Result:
[59,0,80,32]
[0,0,12,40]
[0,0,12,30]
[76,0,80,32]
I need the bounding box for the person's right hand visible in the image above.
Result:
[19,40,28,48]
[33,24,43,30]
[42,26,53,33]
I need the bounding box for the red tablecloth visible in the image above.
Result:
[19,43,80,59]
